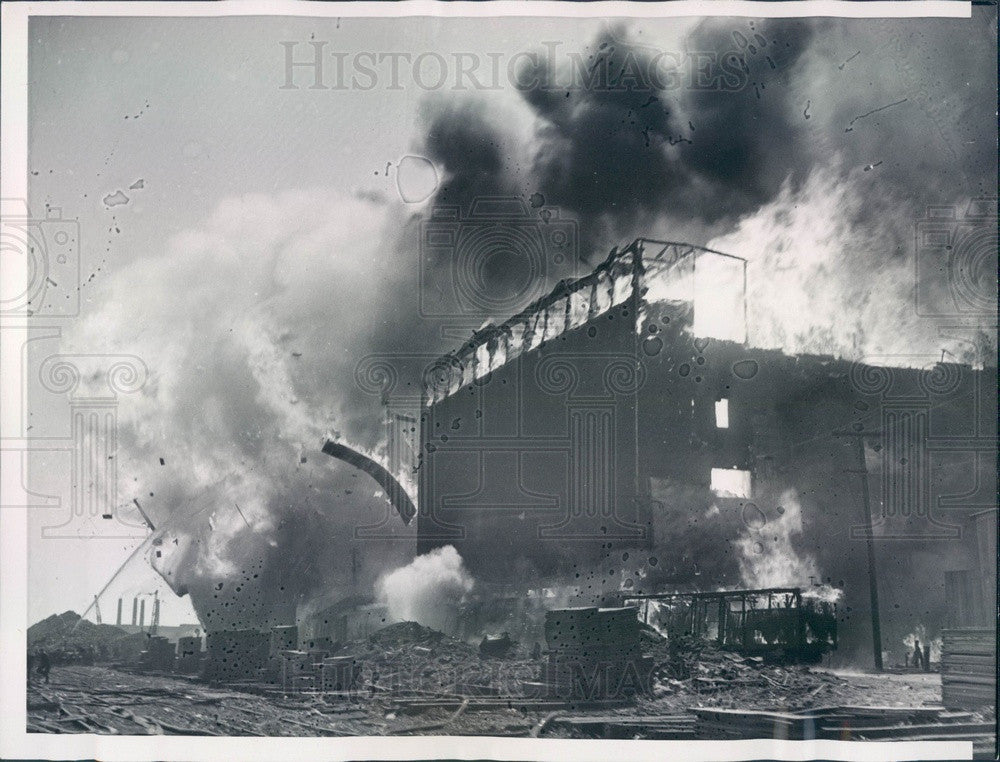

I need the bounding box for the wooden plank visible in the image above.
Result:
[825,721,995,739]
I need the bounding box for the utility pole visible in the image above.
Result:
[836,427,883,672]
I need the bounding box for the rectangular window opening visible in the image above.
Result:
[715,398,729,428]
[711,467,751,498]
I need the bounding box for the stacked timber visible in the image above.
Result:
[540,606,649,699]
[693,707,823,740]
[694,705,995,748]
[205,629,268,683]
[321,655,363,692]
[270,625,299,656]
[941,628,996,709]
[137,636,176,672]
[545,713,697,739]
[279,650,315,691]
[176,635,203,673]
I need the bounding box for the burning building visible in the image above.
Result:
[417,239,997,664]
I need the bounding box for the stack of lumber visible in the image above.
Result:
[693,707,823,740]
[941,628,996,709]
[544,713,696,739]
[693,704,995,756]
[540,607,649,699]
[205,629,268,683]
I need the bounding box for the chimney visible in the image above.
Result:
[139,599,146,628]
[116,597,123,626]
[131,597,138,626]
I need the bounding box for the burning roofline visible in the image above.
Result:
[422,238,748,404]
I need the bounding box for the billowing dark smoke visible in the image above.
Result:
[401,15,995,666]
[66,14,995,635]
[519,21,818,248]
[421,98,520,205]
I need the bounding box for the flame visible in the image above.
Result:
[706,162,986,362]
[736,489,819,589]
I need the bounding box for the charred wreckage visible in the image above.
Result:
[28,237,997,744]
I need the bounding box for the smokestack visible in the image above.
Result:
[131,597,138,626]
[116,597,123,626]
[139,599,146,628]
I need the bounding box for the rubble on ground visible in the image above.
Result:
[336,621,538,697]
[642,634,846,711]
[27,611,144,665]
[22,618,997,757]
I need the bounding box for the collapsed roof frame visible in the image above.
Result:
[423,238,749,405]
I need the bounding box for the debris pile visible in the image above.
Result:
[643,634,845,710]
[28,611,135,665]
[26,665,370,736]
[337,621,538,698]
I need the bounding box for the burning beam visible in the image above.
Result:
[321,439,416,524]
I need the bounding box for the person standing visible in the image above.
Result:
[36,650,51,684]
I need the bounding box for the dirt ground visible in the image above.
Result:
[27,663,949,737]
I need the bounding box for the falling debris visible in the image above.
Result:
[321,439,417,523]
[863,161,883,172]
[844,98,908,132]
[838,50,861,70]
[102,190,129,207]
[233,503,252,529]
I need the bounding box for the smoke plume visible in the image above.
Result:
[64,189,418,628]
[376,546,475,635]
[60,13,995,636]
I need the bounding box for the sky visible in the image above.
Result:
[23,11,997,628]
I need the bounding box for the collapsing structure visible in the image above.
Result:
[417,239,997,664]
[622,587,838,663]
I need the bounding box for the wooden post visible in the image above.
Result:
[836,429,884,672]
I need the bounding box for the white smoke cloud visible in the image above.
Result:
[61,188,410,612]
[376,545,475,635]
